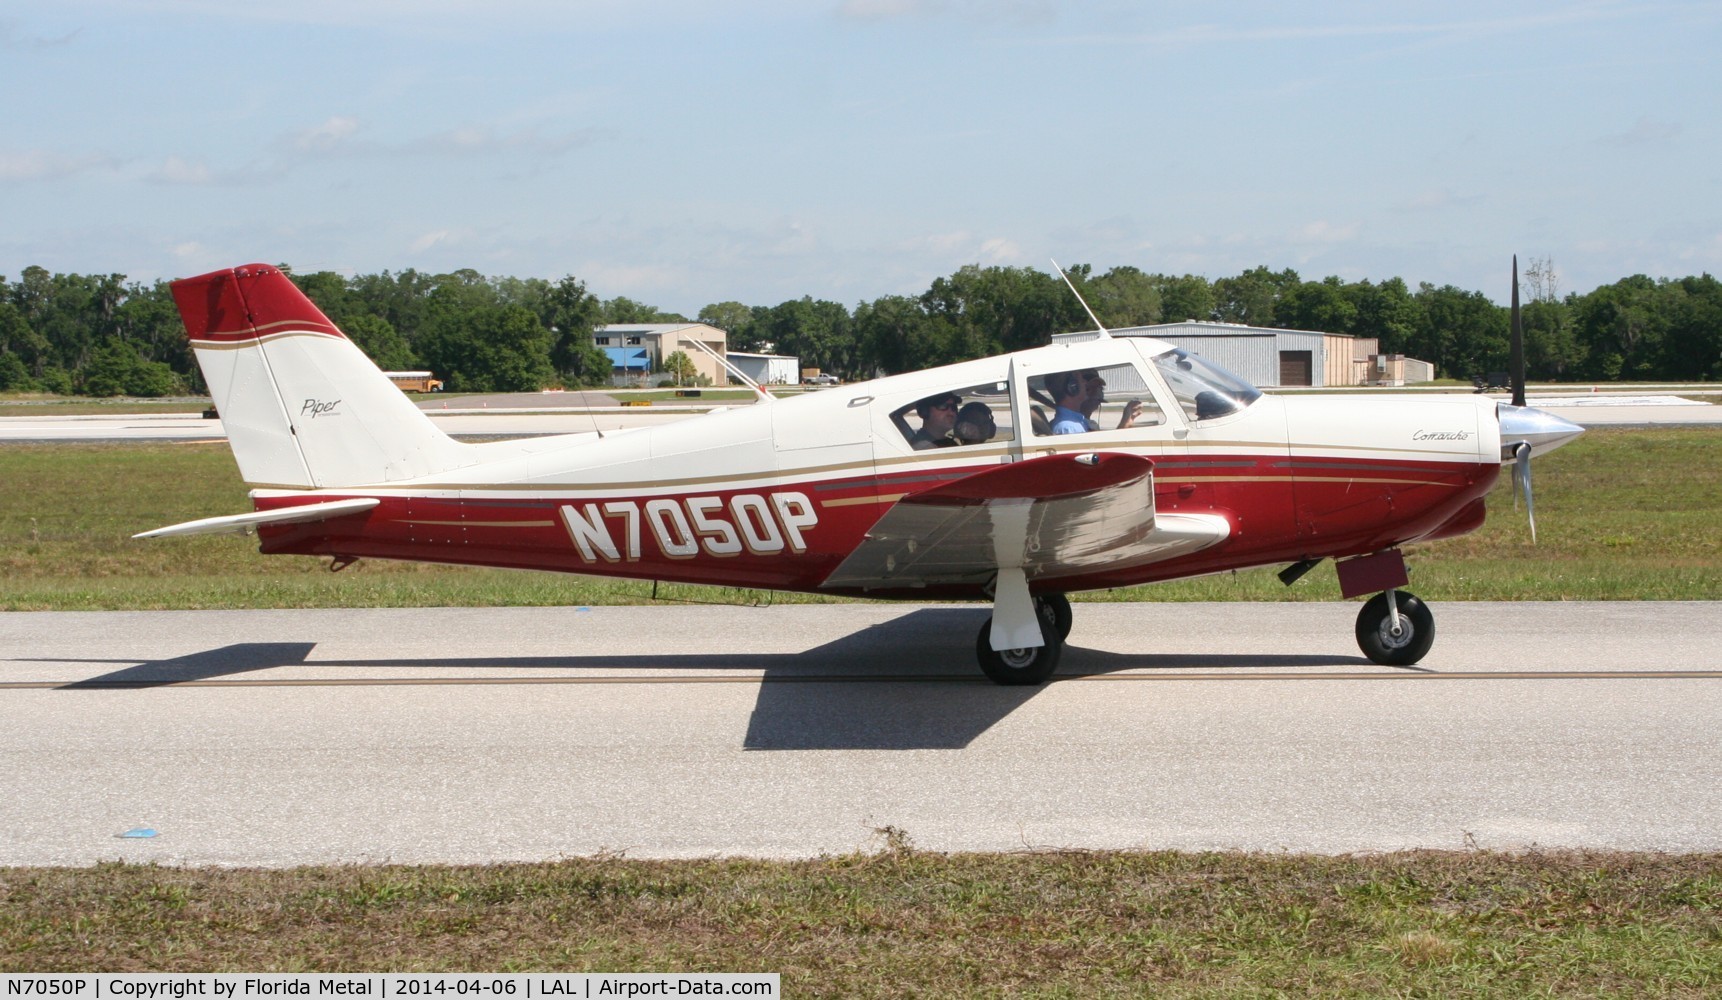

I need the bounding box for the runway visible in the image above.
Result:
[2,601,1717,865]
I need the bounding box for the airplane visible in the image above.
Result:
[138,261,1584,685]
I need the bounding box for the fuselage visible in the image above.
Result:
[250,335,1504,598]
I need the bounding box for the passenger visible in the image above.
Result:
[910,392,961,449]
[954,402,996,444]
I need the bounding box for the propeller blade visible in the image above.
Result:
[1511,255,1527,407]
[1513,441,1536,543]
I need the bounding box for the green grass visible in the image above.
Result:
[0,397,212,416]
[1,428,1718,610]
[609,388,764,402]
[2,850,1718,995]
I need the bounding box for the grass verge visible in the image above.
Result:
[1,427,1718,610]
[2,850,1718,995]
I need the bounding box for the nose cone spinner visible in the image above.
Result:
[1497,403,1585,460]
[1496,403,1584,545]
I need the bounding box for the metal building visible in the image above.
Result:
[1052,322,1426,388]
[727,351,801,386]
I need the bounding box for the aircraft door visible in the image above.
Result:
[1013,352,1185,460]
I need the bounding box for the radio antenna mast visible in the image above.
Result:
[1051,258,1110,338]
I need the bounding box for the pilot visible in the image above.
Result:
[910,392,961,449]
[1079,368,1144,431]
[954,401,996,445]
[1045,372,1093,434]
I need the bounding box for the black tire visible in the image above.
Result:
[1355,591,1435,666]
[976,615,1062,686]
[1037,593,1073,642]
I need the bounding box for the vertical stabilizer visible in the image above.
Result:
[172,263,468,488]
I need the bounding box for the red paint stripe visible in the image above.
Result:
[170,263,345,343]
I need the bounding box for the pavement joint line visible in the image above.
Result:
[5,668,1720,690]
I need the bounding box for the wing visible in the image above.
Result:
[821,452,1229,590]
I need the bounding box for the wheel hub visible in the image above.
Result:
[1376,617,1416,649]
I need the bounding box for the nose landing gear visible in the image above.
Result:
[1355,589,1435,666]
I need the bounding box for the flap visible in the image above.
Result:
[821,452,1229,589]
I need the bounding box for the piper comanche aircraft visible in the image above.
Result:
[139,262,1583,684]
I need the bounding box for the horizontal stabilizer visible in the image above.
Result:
[132,498,380,539]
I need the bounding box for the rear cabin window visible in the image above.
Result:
[892,381,1015,451]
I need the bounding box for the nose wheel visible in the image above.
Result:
[1355,590,1435,666]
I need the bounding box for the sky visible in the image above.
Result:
[3,0,1719,314]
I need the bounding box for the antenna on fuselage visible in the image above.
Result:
[1051,258,1111,339]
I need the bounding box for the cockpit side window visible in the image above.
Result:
[1152,349,1263,423]
[1028,362,1164,437]
[892,380,1015,450]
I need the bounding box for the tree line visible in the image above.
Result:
[2,260,1718,396]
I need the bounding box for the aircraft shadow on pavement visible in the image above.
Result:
[40,608,1369,751]
[54,642,318,689]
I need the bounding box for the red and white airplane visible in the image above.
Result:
[139,262,1583,684]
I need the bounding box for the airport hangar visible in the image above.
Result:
[1055,321,1435,388]
[589,320,1433,390]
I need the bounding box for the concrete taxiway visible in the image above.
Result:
[2,601,1717,866]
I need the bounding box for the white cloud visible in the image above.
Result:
[148,156,213,185]
[1036,7,1649,51]
[0,149,114,182]
[978,236,1023,263]
[835,0,927,19]
[768,220,820,256]
[918,230,975,253]
[1293,220,1359,244]
[1599,116,1681,147]
[409,230,455,253]
[292,116,363,153]
[1401,187,1484,212]
[0,19,80,50]
[413,125,604,156]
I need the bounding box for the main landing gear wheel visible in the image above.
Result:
[975,615,1062,686]
[1355,590,1435,666]
[1037,593,1073,642]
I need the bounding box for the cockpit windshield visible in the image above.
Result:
[1151,349,1263,422]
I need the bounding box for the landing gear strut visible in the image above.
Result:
[1354,590,1435,666]
[975,594,1070,686]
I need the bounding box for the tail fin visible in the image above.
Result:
[172,263,468,488]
